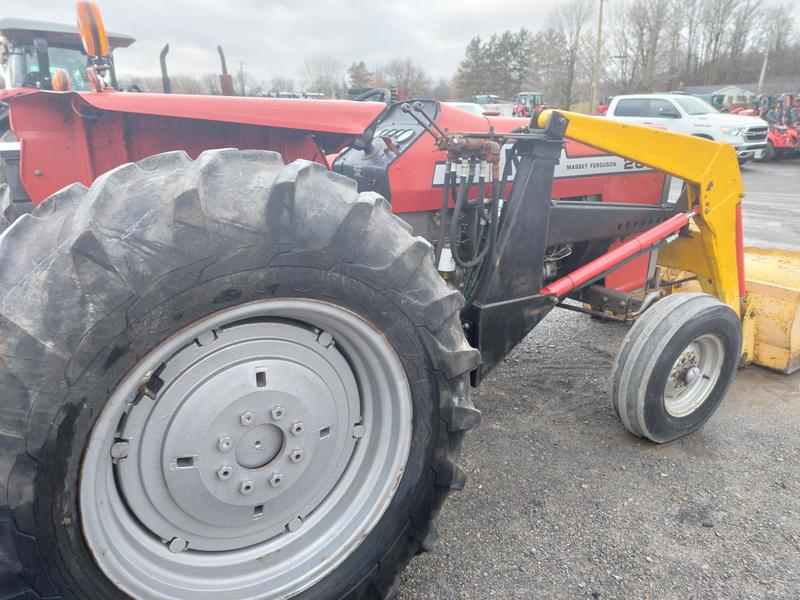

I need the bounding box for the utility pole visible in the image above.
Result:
[237,60,247,96]
[757,39,770,93]
[590,0,606,114]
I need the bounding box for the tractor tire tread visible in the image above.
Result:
[0,149,480,599]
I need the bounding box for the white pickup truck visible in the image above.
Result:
[605,93,768,163]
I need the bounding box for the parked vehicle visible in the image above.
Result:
[606,93,768,163]
[756,126,800,161]
[512,91,544,117]
[445,101,500,116]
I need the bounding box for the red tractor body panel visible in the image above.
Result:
[11,92,667,215]
[9,91,666,296]
[71,91,386,134]
[386,105,665,214]
[10,91,384,204]
[1,87,30,104]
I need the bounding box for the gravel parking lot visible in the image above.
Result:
[400,160,800,599]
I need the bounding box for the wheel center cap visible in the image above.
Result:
[685,366,701,385]
[236,424,284,469]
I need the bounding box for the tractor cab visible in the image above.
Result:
[0,18,134,98]
[512,91,544,117]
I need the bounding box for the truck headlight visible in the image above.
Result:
[719,127,744,136]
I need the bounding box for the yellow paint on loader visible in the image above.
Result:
[742,247,800,374]
[538,109,800,374]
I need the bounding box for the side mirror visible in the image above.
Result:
[76,1,110,59]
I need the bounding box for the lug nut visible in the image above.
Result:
[290,422,305,436]
[110,441,129,459]
[218,436,233,451]
[287,517,303,532]
[269,473,284,488]
[353,424,366,439]
[217,465,233,480]
[271,406,286,421]
[167,537,188,553]
[317,330,334,347]
[240,411,256,426]
[290,449,305,463]
[239,480,255,495]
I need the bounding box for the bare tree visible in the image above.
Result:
[700,0,741,83]
[202,73,221,95]
[378,58,431,97]
[303,55,346,98]
[430,76,453,100]
[528,28,570,104]
[269,76,295,94]
[548,0,595,107]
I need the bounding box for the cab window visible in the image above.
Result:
[24,46,92,91]
[614,98,648,117]
[647,99,680,118]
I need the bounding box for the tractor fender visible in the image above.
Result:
[9,91,385,205]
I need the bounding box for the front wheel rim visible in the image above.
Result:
[80,298,412,599]
[663,333,725,418]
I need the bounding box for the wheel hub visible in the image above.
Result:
[116,320,359,551]
[668,349,701,393]
[235,423,284,469]
[664,334,725,418]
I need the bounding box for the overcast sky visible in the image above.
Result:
[5,0,551,83]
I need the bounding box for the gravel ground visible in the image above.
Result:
[400,161,800,599]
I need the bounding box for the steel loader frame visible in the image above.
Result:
[437,108,745,384]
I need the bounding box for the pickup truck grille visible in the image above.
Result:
[746,127,768,142]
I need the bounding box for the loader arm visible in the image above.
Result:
[537,110,744,316]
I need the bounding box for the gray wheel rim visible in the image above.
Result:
[80,298,412,599]
[663,333,725,418]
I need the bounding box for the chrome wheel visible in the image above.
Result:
[663,333,725,418]
[80,298,412,599]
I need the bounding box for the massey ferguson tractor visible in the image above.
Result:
[0,3,798,599]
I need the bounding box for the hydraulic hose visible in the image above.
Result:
[450,168,487,269]
[433,168,451,268]
[463,177,501,307]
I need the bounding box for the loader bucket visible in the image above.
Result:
[741,247,800,374]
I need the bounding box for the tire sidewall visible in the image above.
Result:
[36,261,442,599]
[640,307,741,442]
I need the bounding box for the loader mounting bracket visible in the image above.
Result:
[462,119,565,385]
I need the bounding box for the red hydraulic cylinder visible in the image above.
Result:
[540,207,700,298]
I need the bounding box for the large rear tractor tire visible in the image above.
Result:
[0,182,33,234]
[610,292,742,443]
[0,149,480,599]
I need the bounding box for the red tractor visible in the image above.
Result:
[0,3,796,599]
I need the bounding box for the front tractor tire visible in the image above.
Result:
[0,150,480,599]
[610,292,742,443]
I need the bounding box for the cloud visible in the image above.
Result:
[4,0,550,84]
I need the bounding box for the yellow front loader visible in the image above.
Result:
[538,109,800,375]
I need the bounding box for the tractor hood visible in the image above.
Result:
[60,91,387,136]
